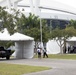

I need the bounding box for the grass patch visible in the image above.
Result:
[0,63,50,75]
[48,54,76,59]
[34,54,76,59]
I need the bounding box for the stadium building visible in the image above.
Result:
[0,0,76,55]
[0,0,76,28]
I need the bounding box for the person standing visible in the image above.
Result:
[43,48,48,58]
[37,47,41,58]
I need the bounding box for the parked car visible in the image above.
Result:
[0,46,13,60]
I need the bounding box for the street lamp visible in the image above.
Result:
[39,9,42,48]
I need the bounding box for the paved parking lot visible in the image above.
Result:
[0,58,76,75]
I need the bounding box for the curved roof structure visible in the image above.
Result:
[0,0,76,20]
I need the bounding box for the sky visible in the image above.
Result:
[0,0,76,8]
[54,0,76,8]
[39,0,76,14]
[0,0,76,10]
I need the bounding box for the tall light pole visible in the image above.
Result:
[39,9,42,48]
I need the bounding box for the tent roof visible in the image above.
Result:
[0,28,10,41]
[10,32,34,41]
[0,29,34,41]
[67,36,76,42]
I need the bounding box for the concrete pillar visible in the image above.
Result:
[7,0,11,12]
[34,0,40,16]
[13,2,18,10]
[29,0,34,14]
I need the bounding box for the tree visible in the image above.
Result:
[0,6,22,47]
[50,25,76,54]
[50,27,64,53]
[16,13,50,44]
[0,6,22,35]
[0,6,50,48]
[0,6,7,31]
[69,19,76,29]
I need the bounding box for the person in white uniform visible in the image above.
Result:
[37,47,41,58]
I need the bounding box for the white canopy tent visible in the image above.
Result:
[66,37,76,46]
[10,32,34,59]
[10,32,34,41]
[0,29,34,59]
[67,37,76,42]
[46,40,60,54]
[0,28,11,41]
[66,37,76,53]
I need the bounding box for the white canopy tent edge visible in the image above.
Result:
[0,29,34,59]
[66,36,76,48]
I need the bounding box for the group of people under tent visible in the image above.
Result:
[68,45,76,53]
[36,47,48,58]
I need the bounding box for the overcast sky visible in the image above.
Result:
[55,0,76,8]
[0,0,76,9]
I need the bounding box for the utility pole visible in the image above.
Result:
[39,9,42,48]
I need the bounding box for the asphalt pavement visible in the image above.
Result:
[0,58,76,75]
